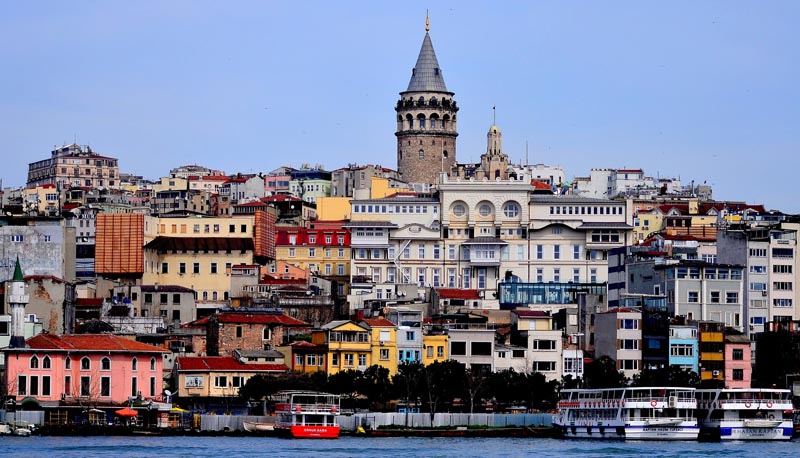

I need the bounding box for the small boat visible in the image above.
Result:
[696,388,793,440]
[243,420,275,432]
[274,390,341,439]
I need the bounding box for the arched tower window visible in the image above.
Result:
[406,114,414,129]
[417,114,426,129]
[443,150,448,158]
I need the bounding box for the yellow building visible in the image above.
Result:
[316,197,352,221]
[313,320,371,374]
[141,214,259,303]
[362,317,399,376]
[422,334,449,366]
[174,355,287,399]
[24,184,60,215]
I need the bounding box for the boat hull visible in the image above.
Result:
[276,424,340,439]
[701,423,793,441]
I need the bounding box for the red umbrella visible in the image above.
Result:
[115,407,138,417]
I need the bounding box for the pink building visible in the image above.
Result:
[724,333,751,388]
[3,334,169,406]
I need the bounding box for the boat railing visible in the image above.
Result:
[275,402,341,414]
[628,415,695,422]
[625,395,696,404]
[718,398,792,407]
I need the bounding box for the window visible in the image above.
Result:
[380,349,389,360]
[732,349,744,360]
[437,346,444,358]
[344,353,354,367]
[573,268,580,283]
[774,298,793,307]
[150,377,156,397]
[533,361,556,372]
[30,355,39,369]
[533,340,556,350]
[536,245,543,259]
[231,376,245,388]
[81,376,91,396]
[553,268,560,282]
[331,353,339,366]
[772,248,794,258]
[620,339,639,350]
[42,376,51,397]
[471,342,492,356]
[710,291,720,303]
[620,319,638,330]
[774,282,793,291]
[726,292,738,303]
[503,202,519,218]
[358,354,367,367]
[670,344,694,357]
[42,355,51,369]
[211,262,218,274]
[150,357,156,371]
[17,375,27,396]
[214,376,228,388]
[774,264,793,274]
[750,282,767,291]
[132,357,138,371]
[101,377,111,397]
[732,369,744,381]
[418,244,425,259]
[81,357,91,370]
[161,262,169,274]
[179,262,186,274]
[451,341,467,356]
[295,355,303,367]
[101,357,111,371]
[554,245,560,259]
[236,326,243,338]
[453,204,467,217]
[688,291,699,303]
[478,203,493,217]
[573,245,580,260]
[620,360,639,370]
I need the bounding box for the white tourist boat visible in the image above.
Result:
[695,388,793,440]
[554,387,699,440]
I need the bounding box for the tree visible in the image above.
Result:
[584,356,628,388]
[421,360,465,423]
[463,365,488,414]
[667,366,700,388]
[327,370,361,408]
[355,365,392,411]
[239,374,283,409]
[393,362,424,418]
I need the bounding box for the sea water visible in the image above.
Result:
[0,436,796,457]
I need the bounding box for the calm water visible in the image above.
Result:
[0,436,797,457]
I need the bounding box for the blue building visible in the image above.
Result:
[668,324,699,373]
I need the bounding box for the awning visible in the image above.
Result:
[115,407,138,417]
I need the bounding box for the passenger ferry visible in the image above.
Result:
[554,387,699,440]
[695,388,793,440]
[274,391,341,439]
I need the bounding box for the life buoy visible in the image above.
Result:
[744,401,752,408]
[769,414,775,420]
[650,399,658,407]
[766,401,773,408]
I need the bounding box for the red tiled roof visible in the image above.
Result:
[75,298,104,308]
[234,201,269,207]
[362,318,395,328]
[177,356,287,372]
[22,334,167,353]
[435,288,480,300]
[25,275,68,284]
[262,195,302,202]
[215,312,308,327]
[531,180,552,190]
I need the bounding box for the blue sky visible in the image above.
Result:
[1,1,798,212]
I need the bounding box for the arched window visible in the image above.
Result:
[132,357,138,371]
[202,291,208,300]
[30,355,39,369]
[65,356,71,370]
[451,202,467,218]
[418,150,425,159]
[263,327,272,341]
[150,357,156,371]
[417,114,426,129]
[212,291,218,300]
[43,356,51,369]
[81,357,91,370]
[101,357,111,371]
[406,114,414,129]
[478,203,494,218]
[503,202,520,218]
[443,150,448,158]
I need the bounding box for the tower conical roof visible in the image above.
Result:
[406,32,448,93]
[12,256,23,282]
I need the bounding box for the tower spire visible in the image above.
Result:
[426,10,430,32]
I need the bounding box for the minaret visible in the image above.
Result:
[477,123,509,180]
[7,257,29,348]
[396,13,458,185]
